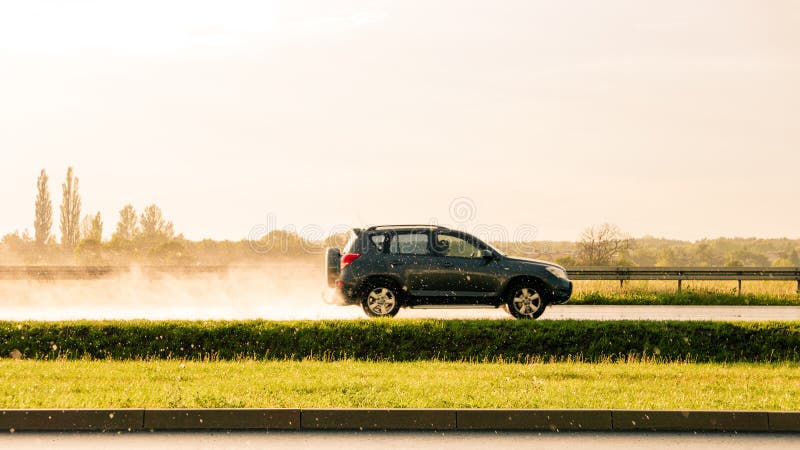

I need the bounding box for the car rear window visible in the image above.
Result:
[343,231,360,253]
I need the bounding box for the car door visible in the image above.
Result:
[386,230,442,303]
[430,232,502,304]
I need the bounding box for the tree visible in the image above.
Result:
[576,223,631,266]
[59,167,81,250]
[554,255,578,267]
[724,255,744,267]
[113,205,138,241]
[91,212,103,241]
[80,212,103,242]
[139,204,174,239]
[788,249,800,266]
[34,169,53,246]
[772,258,793,267]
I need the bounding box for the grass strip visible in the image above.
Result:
[3,319,800,362]
[1,359,799,410]
[571,290,800,306]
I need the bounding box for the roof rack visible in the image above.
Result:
[366,224,449,231]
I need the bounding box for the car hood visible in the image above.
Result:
[501,256,566,271]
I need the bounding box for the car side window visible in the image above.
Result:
[389,232,431,255]
[434,234,483,258]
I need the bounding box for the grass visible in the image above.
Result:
[1,359,799,410]
[570,280,800,305]
[5,319,800,362]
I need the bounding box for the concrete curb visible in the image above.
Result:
[143,409,299,430]
[458,409,612,431]
[0,410,143,432]
[613,410,769,432]
[1,409,799,432]
[302,409,456,430]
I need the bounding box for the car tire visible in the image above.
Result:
[361,281,401,318]
[504,281,547,319]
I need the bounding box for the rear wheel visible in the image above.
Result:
[505,282,547,319]
[361,282,401,318]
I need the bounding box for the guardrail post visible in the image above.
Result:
[737,280,742,296]
[797,279,800,294]
[619,279,624,289]
[677,279,682,293]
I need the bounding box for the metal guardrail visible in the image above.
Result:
[567,266,800,293]
[1,265,799,293]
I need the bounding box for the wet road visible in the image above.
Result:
[4,303,800,321]
[2,431,800,450]
[395,305,800,321]
[1,271,798,321]
[539,305,800,321]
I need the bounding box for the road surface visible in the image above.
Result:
[2,431,800,450]
[3,303,800,321]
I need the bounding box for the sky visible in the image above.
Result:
[1,0,799,242]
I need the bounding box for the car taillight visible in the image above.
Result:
[340,253,361,268]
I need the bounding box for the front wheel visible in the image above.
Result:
[505,283,547,319]
[361,284,401,318]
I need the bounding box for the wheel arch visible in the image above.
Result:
[357,274,407,304]
[501,275,548,300]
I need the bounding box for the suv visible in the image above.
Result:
[325,225,572,319]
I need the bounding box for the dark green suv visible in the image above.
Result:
[325,225,572,319]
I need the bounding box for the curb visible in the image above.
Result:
[1,409,799,432]
[302,409,456,430]
[458,409,612,431]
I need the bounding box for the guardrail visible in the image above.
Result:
[1,265,799,294]
[567,266,800,294]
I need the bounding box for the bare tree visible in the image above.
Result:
[91,212,103,241]
[113,204,138,241]
[139,204,174,239]
[80,212,103,242]
[59,167,81,250]
[576,223,631,266]
[34,169,52,246]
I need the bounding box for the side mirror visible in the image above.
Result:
[480,249,494,260]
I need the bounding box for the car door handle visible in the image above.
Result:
[390,260,405,267]
[442,262,454,268]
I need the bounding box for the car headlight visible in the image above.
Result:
[546,266,568,279]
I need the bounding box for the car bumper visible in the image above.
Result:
[549,280,573,304]
[322,282,360,306]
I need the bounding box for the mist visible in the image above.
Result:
[0,264,509,321]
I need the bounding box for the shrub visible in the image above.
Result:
[2,320,800,363]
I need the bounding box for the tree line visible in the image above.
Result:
[1,169,798,266]
[3,167,184,265]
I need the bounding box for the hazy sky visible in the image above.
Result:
[1,0,799,242]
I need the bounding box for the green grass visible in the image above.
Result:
[5,319,800,362]
[570,290,800,306]
[1,359,799,410]
[570,280,800,305]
